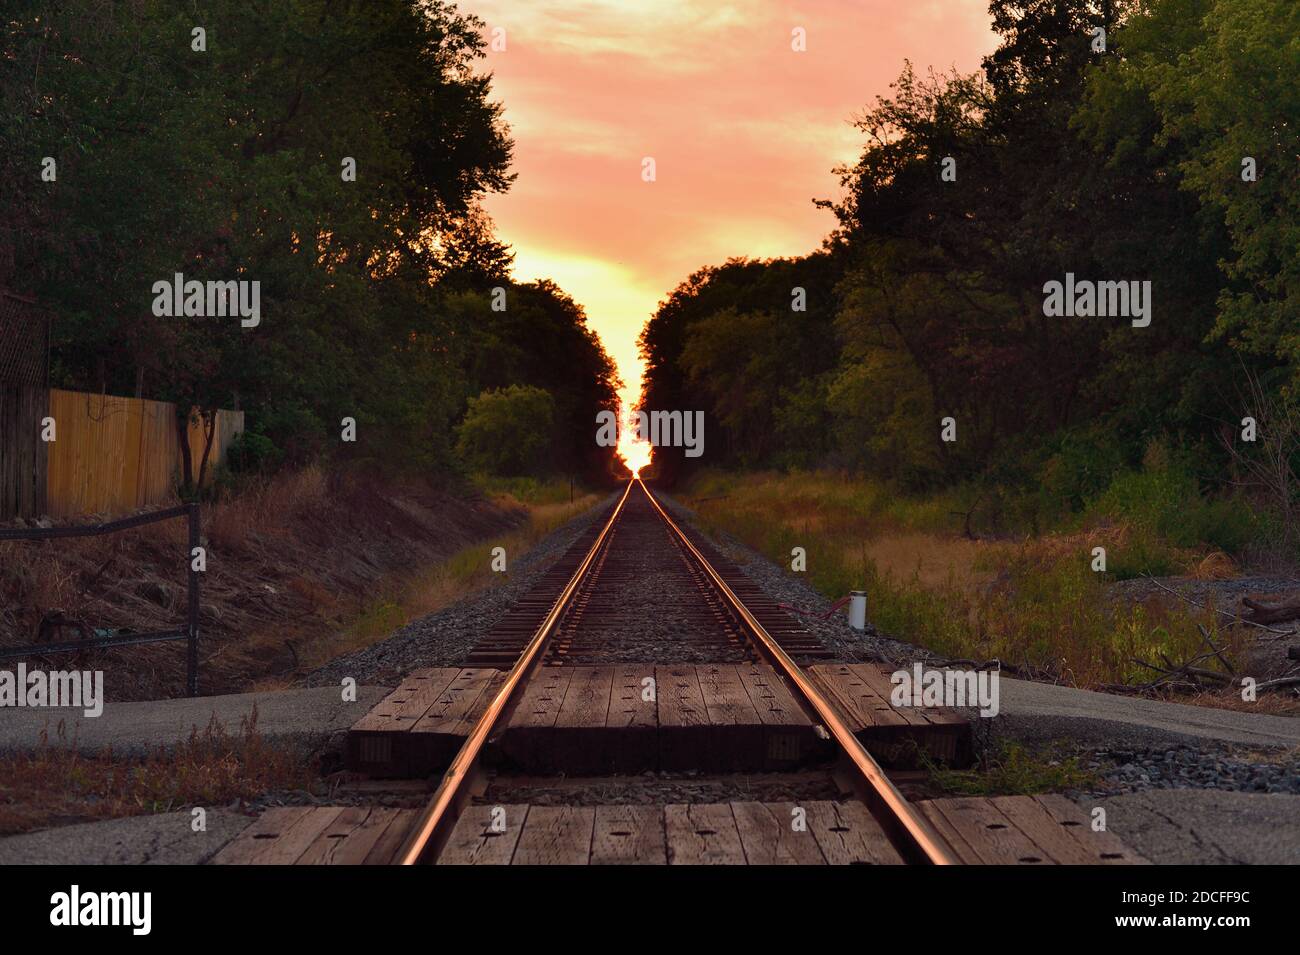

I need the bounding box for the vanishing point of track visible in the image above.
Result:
[394,478,961,866]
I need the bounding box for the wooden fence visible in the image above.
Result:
[0,387,243,519]
[0,385,49,518]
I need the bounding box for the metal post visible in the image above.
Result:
[186,502,200,696]
[848,590,867,631]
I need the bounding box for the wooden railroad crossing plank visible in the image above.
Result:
[1029,794,1148,864]
[664,804,748,865]
[915,796,1148,865]
[501,667,576,771]
[411,667,502,737]
[211,807,416,865]
[352,664,824,778]
[597,665,660,772]
[658,664,721,771]
[807,663,973,767]
[346,667,501,777]
[591,805,667,865]
[550,665,619,773]
[697,663,764,770]
[736,663,815,767]
[511,806,597,865]
[437,804,530,866]
[805,800,905,864]
[730,801,827,865]
[214,799,1140,865]
[605,665,658,729]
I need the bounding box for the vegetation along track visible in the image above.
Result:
[396,479,961,866]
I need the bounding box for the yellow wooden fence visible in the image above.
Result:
[45,389,244,517]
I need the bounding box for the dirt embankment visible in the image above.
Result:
[0,467,524,700]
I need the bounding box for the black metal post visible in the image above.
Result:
[186,501,200,697]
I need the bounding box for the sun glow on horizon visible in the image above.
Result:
[615,400,653,476]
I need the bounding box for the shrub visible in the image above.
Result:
[226,430,281,473]
[455,385,555,477]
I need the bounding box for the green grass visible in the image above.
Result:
[927,741,1099,797]
[470,473,587,507]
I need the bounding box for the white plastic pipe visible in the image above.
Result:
[848,590,867,630]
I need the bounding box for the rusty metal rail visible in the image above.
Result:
[639,481,959,865]
[395,477,959,865]
[395,480,635,864]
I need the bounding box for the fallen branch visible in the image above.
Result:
[1241,594,1300,625]
[1196,623,1236,675]
[1139,574,1291,635]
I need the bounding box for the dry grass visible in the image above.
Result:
[208,466,330,553]
[1,466,526,699]
[0,707,311,835]
[296,491,601,671]
[684,470,1256,692]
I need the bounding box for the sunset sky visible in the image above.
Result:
[461,1,998,403]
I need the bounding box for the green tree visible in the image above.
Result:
[455,385,556,477]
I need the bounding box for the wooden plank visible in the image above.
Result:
[852,663,973,729]
[511,805,596,865]
[360,810,418,865]
[806,800,904,865]
[807,664,909,729]
[696,664,762,725]
[502,667,577,772]
[731,801,826,865]
[436,804,529,865]
[411,667,501,737]
[347,668,466,775]
[657,665,710,772]
[601,666,659,773]
[922,797,1053,865]
[1032,794,1149,864]
[252,807,347,865]
[656,665,708,727]
[210,807,344,865]
[509,667,574,729]
[987,795,1106,865]
[664,804,746,865]
[552,666,619,774]
[604,665,657,729]
[591,805,667,865]
[808,663,971,766]
[210,807,313,865]
[555,666,616,728]
[294,807,408,866]
[351,669,460,734]
[735,665,811,726]
[697,664,764,771]
[914,800,984,864]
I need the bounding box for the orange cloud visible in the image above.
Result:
[462,1,997,403]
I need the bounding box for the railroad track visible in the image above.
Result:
[215,479,1144,866]
[395,478,958,865]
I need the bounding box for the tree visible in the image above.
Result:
[1,0,520,485]
[455,385,555,477]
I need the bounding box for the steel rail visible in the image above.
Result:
[394,479,635,865]
[638,478,961,865]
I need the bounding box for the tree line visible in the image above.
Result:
[640,0,1297,518]
[1,0,620,487]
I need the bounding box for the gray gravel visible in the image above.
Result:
[1108,573,1300,608]
[480,769,844,806]
[304,495,617,688]
[1075,742,1300,797]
